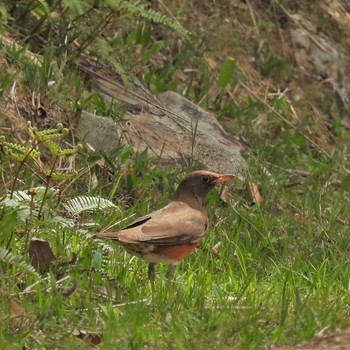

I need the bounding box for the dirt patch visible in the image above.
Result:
[268,329,350,350]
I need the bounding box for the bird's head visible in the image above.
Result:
[174,170,235,207]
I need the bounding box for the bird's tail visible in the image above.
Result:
[95,231,120,240]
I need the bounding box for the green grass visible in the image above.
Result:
[1,149,349,349]
[1,0,350,349]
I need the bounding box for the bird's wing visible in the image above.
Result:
[95,213,152,240]
[117,201,208,245]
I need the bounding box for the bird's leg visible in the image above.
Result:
[148,263,155,297]
[166,264,176,280]
[165,264,177,296]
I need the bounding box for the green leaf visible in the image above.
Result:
[142,41,164,64]
[217,57,235,88]
[341,174,350,192]
[91,249,102,269]
[0,205,22,242]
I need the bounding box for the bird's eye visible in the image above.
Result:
[201,175,211,183]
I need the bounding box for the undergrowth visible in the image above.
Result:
[1,1,350,350]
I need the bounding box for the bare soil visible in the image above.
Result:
[268,330,350,350]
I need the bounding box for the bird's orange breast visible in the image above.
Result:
[155,243,199,262]
[120,241,200,264]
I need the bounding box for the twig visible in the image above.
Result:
[45,275,71,292]
[19,276,51,295]
[113,298,149,307]
[246,0,260,36]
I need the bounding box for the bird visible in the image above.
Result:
[96,170,235,291]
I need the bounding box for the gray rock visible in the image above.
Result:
[78,111,121,153]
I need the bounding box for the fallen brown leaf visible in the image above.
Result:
[220,186,231,203]
[60,281,77,297]
[247,181,263,205]
[29,238,56,273]
[0,288,25,319]
[8,299,24,317]
[211,242,222,256]
[73,329,102,346]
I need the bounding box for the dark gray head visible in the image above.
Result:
[174,170,235,206]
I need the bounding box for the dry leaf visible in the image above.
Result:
[58,253,77,268]
[247,181,263,205]
[29,238,56,273]
[91,173,98,189]
[211,242,222,256]
[0,289,25,318]
[8,299,24,317]
[73,329,102,345]
[220,186,231,203]
[60,281,77,297]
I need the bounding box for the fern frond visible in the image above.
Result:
[50,171,78,180]
[107,56,130,87]
[0,247,40,277]
[41,132,67,141]
[2,142,26,153]
[5,149,26,161]
[92,37,129,86]
[127,4,191,38]
[45,216,75,228]
[34,187,59,203]
[0,203,27,239]
[44,139,59,154]
[1,197,31,220]
[3,187,59,218]
[84,231,115,253]
[1,141,40,161]
[63,196,119,215]
[56,148,80,156]
[29,125,68,143]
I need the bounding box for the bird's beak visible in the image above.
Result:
[212,174,236,184]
